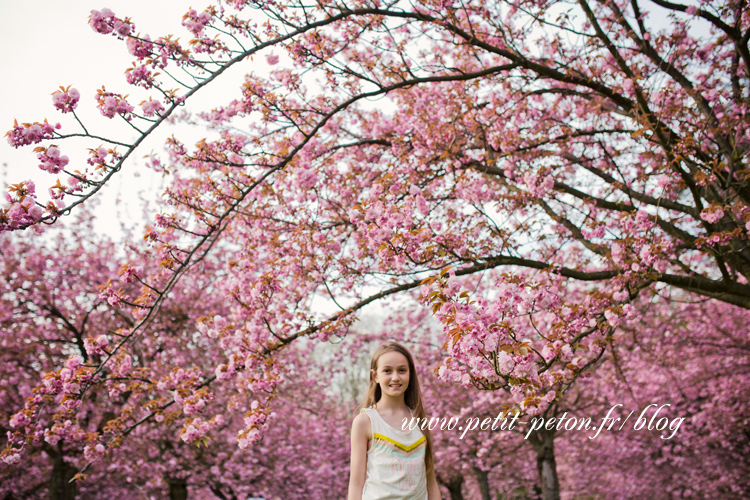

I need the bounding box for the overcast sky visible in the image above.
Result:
[0,0,239,240]
[0,1,706,242]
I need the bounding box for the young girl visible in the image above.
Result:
[348,341,442,500]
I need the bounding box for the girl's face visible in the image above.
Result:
[372,350,410,398]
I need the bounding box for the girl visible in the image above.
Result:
[348,341,442,500]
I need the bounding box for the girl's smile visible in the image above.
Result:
[373,351,410,397]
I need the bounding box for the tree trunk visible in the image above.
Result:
[473,467,491,500]
[49,454,77,500]
[528,427,560,500]
[437,473,465,500]
[168,478,188,500]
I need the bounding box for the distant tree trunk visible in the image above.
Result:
[168,478,188,500]
[49,454,77,500]
[473,467,491,500]
[437,473,465,500]
[527,427,560,500]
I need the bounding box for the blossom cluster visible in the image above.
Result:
[84,335,109,357]
[182,8,214,37]
[98,282,122,306]
[237,400,272,449]
[35,145,69,174]
[180,414,224,444]
[421,269,619,416]
[140,98,165,117]
[87,146,122,171]
[125,64,158,89]
[1,181,43,232]
[126,34,154,59]
[51,86,81,113]
[6,119,59,148]
[89,8,133,38]
[95,88,135,119]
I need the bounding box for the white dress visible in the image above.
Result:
[360,406,428,500]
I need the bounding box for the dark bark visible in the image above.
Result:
[168,478,188,500]
[209,484,238,500]
[527,427,560,500]
[437,473,465,500]
[473,467,492,500]
[49,454,77,500]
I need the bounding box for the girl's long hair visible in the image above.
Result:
[360,341,435,481]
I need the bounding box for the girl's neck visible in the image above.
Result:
[376,393,407,411]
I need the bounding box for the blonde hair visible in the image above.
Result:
[360,341,435,481]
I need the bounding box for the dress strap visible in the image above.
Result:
[361,407,377,439]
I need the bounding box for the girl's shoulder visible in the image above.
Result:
[354,406,374,423]
[351,408,373,438]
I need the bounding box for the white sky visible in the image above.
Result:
[0,0,247,240]
[0,1,705,243]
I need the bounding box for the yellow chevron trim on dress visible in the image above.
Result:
[373,433,425,452]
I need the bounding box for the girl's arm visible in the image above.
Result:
[427,471,442,500]
[347,412,370,500]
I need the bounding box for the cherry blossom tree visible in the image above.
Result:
[0,213,136,499]
[406,285,750,500]
[0,218,349,499]
[3,1,750,499]
[555,296,750,499]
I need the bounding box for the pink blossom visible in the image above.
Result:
[542,345,555,361]
[51,87,80,113]
[62,381,80,395]
[622,303,636,318]
[61,398,81,410]
[214,315,227,329]
[84,443,106,463]
[613,290,629,302]
[119,265,142,283]
[604,308,621,328]
[267,54,280,65]
[127,35,154,59]
[84,337,107,356]
[182,9,213,37]
[611,243,625,265]
[9,411,31,429]
[89,9,133,38]
[66,357,82,370]
[126,65,157,89]
[44,428,61,446]
[89,9,113,34]
[112,19,132,37]
[96,88,135,119]
[2,450,21,465]
[654,259,668,273]
[141,98,165,117]
[700,207,724,224]
[415,194,428,215]
[37,145,69,174]
[6,120,57,148]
